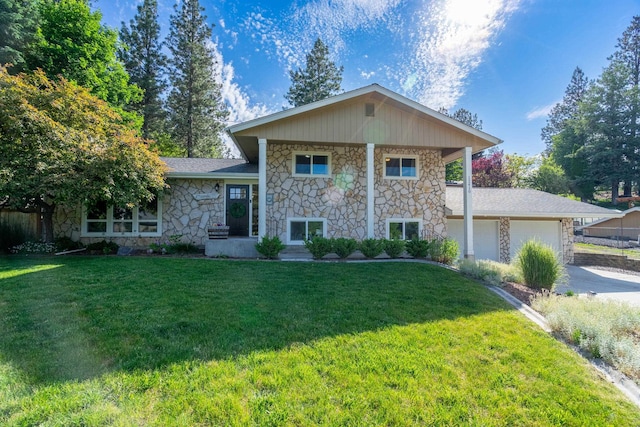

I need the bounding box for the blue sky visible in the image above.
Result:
[94,0,639,157]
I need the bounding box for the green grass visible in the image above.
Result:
[0,256,638,425]
[575,242,640,259]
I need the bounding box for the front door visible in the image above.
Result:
[226,185,250,236]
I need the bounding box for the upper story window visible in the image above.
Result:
[82,197,161,237]
[293,152,331,177]
[384,155,418,179]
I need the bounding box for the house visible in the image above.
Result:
[54,84,498,254]
[445,186,622,264]
[579,206,640,240]
[54,84,618,261]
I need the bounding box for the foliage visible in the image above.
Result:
[166,0,228,158]
[26,0,141,112]
[1,257,639,425]
[471,149,515,188]
[528,156,571,194]
[532,294,640,381]
[458,259,522,286]
[0,0,39,74]
[515,240,564,290]
[10,241,56,254]
[285,38,343,107]
[255,235,285,259]
[331,237,358,259]
[0,67,167,242]
[0,219,28,253]
[86,240,119,254]
[150,234,199,255]
[504,153,535,188]
[304,236,333,259]
[440,107,483,181]
[118,0,168,140]
[359,238,384,258]
[429,238,459,265]
[383,238,405,259]
[405,238,430,258]
[54,236,84,252]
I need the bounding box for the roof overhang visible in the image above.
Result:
[447,210,624,219]
[166,172,259,180]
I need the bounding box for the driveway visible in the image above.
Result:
[557,265,640,307]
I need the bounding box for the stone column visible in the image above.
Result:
[463,147,474,260]
[499,217,511,263]
[561,218,574,264]
[366,143,375,238]
[258,138,267,241]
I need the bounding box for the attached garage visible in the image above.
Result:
[446,186,622,264]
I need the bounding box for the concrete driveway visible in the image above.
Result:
[556,265,640,307]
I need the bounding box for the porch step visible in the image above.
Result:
[205,237,259,258]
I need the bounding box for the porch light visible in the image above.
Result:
[215,183,220,192]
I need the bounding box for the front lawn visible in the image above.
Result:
[0,257,638,425]
[575,242,640,259]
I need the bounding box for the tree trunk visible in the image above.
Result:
[624,182,632,197]
[40,204,55,243]
[612,180,620,205]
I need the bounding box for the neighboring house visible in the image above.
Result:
[446,186,622,264]
[54,84,498,251]
[579,206,640,240]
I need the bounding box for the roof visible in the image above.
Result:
[227,84,502,163]
[578,206,640,229]
[446,186,622,219]
[161,157,257,178]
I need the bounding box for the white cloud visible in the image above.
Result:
[526,102,556,121]
[361,70,376,79]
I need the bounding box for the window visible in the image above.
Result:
[386,219,422,240]
[293,152,330,177]
[82,197,161,237]
[384,155,418,179]
[288,218,326,244]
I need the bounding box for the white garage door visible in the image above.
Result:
[448,219,500,261]
[510,220,561,260]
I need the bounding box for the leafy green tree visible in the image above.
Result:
[528,157,571,194]
[0,0,39,74]
[26,0,141,111]
[0,67,166,242]
[285,38,343,107]
[118,0,167,140]
[505,153,535,188]
[166,0,228,158]
[439,107,483,181]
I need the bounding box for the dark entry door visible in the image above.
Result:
[226,185,250,236]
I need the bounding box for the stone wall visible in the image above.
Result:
[53,178,226,248]
[561,217,574,264]
[499,217,510,263]
[265,143,445,242]
[573,252,640,271]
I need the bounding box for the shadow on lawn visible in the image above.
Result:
[0,257,509,384]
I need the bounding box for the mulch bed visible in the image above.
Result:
[501,282,539,306]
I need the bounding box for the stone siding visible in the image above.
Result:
[561,217,574,264]
[499,217,510,263]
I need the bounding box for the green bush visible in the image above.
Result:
[515,240,564,290]
[304,236,333,259]
[359,238,384,258]
[383,239,405,259]
[86,240,119,255]
[405,238,430,258]
[166,243,200,254]
[255,235,285,259]
[332,237,358,259]
[54,236,84,252]
[429,238,459,265]
[0,220,28,254]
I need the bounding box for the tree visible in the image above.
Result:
[471,149,514,188]
[0,67,166,242]
[26,0,141,111]
[439,107,483,181]
[285,38,343,107]
[0,0,39,74]
[118,0,167,140]
[504,153,535,188]
[166,0,228,158]
[528,157,571,194]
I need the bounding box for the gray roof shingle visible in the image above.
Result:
[161,157,257,175]
[446,186,621,218]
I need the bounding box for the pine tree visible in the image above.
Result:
[166,0,228,158]
[0,0,39,74]
[119,0,167,140]
[439,107,483,181]
[285,38,343,107]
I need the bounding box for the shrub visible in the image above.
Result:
[166,243,200,254]
[383,239,405,259]
[332,237,358,259]
[458,259,521,286]
[304,236,333,259]
[359,238,384,258]
[405,238,430,258]
[0,220,28,254]
[10,241,56,254]
[255,236,285,259]
[54,236,84,252]
[429,238,459,265]
[86,240,119,254]
[515,240,564,290]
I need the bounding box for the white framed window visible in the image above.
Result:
[292,152,331,177]
[288,217,327,244]
[386,218,422,240]
[383,154,418,179]
[82,197,162,237]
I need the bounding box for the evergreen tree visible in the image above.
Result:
[0,0,39,74]
[285,38,343,107]
[119,0,167,140]
[439,107,483,181]
[166,0,228,158]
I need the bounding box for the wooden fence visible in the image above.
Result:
[0,210,41,240]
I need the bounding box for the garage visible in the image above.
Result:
[510,220,561,260]
[448,219,499,261]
